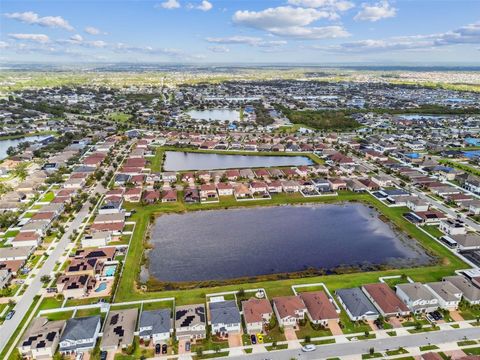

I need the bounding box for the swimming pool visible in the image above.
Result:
[95,282,107,292]
[104,265,116,277]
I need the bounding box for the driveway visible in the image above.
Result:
[284,327,298,341]
[228,333,243,348]
[328,320,343,335]
[450,310,464,322]
[388,316,403,328]
[178,339,188,354]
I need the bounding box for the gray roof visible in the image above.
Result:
[139,309,172,336]
[444,275,480,302]
[426,281,463,302]
[209,300,241,326]
[336,288,379,318]
[60,316,101,351]
[396,283,437,302]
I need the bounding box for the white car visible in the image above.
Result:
[301,344,317,352]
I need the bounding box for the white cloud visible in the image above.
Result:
[354,1,396,22]
[0,41,9,49]
[156,0,181,9]
[208,45,229,53]
[232,6,348,39]
[70,34,84,42]
[59,35,107,48]
[197,0,213,11]
[9,33,50,43]
[287,0,354,12]
[322,22,480,53]
[206,36,288,47]
[84,26,105,35]
[4,11,74,31]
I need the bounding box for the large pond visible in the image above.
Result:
[0,135,50,160]
[163,151,314,171]
[147,204,432,282]
[187,108,240,122]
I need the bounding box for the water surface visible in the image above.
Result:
[187,109,240,122]
[0,135,50,160]
[148,204,431,282]
[163,151,314,171]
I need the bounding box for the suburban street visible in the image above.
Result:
[0,181,106,353]
[221,327,480,360]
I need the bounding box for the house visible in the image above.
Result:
[242,298,274,335]
[272,296,307,328]
[101,309,138,351]
[123,187,142,203]
[469,200,480,215]
[406,198,430,212]
[0,246,33,261]
[216,183,234,196]
[0,269,12,288]
[267,180,283,193]
[19,317,66,359]
[184,188,200,203]
[12,231,41,248]
[281,180,300,193]
[225,169,240,181]
[139,309,173,344]
[395,283,439,314]
[162,189,177,203]
[443,275,480,305]
[439,219,466,235]
[335,288,379,321]
[143,190,161,204]
[425,281,463,310]
[362,283,410,317]
[234,183,252,198]
[208,300,242,336]
[175,304,207,341]
[200,184,218,200]
[56,274,95,298]
[299,291,339,326]
[59,316,101,355]
[328,178,347,191]
[81,231,111,248]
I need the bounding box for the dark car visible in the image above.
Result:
[155,343,161,354]
[373,319,383,329]
[185,341,191,352]
[5,310,15,320]
[250,334,257,344]
[162,344,167,354]
[100,351,107,360]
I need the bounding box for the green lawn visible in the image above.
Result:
[39,191,55,203]
[464,347,480,355]
[109,112,132,123]
[296,321,332,339]
[114,190,466,307]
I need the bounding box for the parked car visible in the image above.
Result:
[256,334,263,343]
[100,351,107,360]
[155,343,161,354]
[162,344,167,354]
[250,334,257,344]
[301,344,317,352]
[185,341,191,352]
[5,310,15,320]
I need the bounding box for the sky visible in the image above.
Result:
[0,0,479,64]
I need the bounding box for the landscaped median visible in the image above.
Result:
[114,189,467,305]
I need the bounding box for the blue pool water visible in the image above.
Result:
[95,282,107,292]
[105,265,116,277]
[464,150,480,159]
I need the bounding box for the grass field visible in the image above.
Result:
[108,112,132,123]
[114,190,466,306]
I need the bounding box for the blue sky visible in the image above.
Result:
[1,0,479,64]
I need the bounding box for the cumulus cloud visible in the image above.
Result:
[206,36,287,47]
[208,45,230,53]
[354,1,397,22]
[58,34,107,48]
[9,33,50,43]
[4,11,74,31]
[287,0,354,12]
[84,26,105,35]
[156,0,181,9]
[197,0,213,11]
[322,22,480,52]
[232,6,348,39]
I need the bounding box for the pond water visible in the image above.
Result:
[148,204,432,282]
[397,114,450,121]
[0,135,50,160]
[187,108,240,122]
[163,151,314,171]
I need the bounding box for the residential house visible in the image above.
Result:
[425,281,463,310]
[101,309,138,351]
[362,283,410,317]
[272,296,307,328]
[300,291,339,326]
[59,316,101,355]
[139,309,173,344]
[335,288,379,321]
[19,317,66,359]
[208,300,242,336]
[242,298,273,335]
[443,276,480,305]
[395,283,439,314]
[175,304,206,341]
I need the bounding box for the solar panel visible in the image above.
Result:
[46,332,56,342]
[176,309,187,320]
[181,315,195,327]
[110,314,119,325]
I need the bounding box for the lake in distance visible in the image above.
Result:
[147,203,432,282]
[163,151,314,171]
[0,135,50,160]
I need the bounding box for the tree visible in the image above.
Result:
[369,347,375,355]
[40,275,51,284]
[304,335,311,343]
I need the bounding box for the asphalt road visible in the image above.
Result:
[223,327,480,360]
